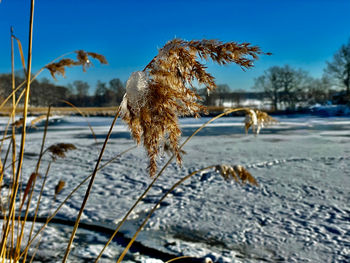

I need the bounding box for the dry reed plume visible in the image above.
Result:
[245,109,276,135]
[47,143,76,160]
[45,50,107,80]
[216,164,258,186]
[55,180,65,195]
[121,39,269,176]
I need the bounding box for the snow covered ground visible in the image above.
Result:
[1,114,349,262]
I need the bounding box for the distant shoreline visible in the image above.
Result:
[1,105,349,117]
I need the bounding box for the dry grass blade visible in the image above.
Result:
[95,108,248,262]
[116,165,217,263]
[30,114,47,127]
[121,39,268,176]
[47,143,76,160]
[12,35,27,74]
[0,0,35,258]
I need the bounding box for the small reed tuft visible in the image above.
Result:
[54,180,65,196]
[19,172,40,211]
[121,38,268,176]
[45,58,77,80]
[215,164,258,186]
[245,109,276,135]
[47,143,76,160]
[12,118,24,128]
[45,50,107,80]
[75,50,108,72]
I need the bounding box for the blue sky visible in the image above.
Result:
[1,0,350,93]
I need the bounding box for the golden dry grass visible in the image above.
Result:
[121,38,269,176]
[1,6,273,260]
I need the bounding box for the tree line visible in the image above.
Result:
[251,38,350,110]
[1,39,349,110]
[0,75,126,107]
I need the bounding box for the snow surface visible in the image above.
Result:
[0,115,349,262]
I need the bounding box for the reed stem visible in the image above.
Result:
[61,107,121,263]
[95,107,248,262]
[116,165,216,263]
[0,0,35,257]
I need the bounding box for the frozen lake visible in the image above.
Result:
[1,114,349,262]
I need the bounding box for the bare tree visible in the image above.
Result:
[109,78,125,104]
[253,65,309,110]
[306,76,330,105]
[73,80,90,97]
[325,39,350,96]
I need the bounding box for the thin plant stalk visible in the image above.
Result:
[95,107,248,262]
[0,141,12,256]
[25,161,52,263]
[0,0,35,257]
[21,106,51,263]
[62,107,121,263]
[10,29,18,258]
[165,256,193,263]
[0,117,12,183]
[10,27,17,186]
[0,116,12,161]
[18,144,136,260]
[116,165,216,263]
[0,140,13,209]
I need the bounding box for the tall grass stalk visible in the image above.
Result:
[10,27,17,187]
[61,107,121,263]
[18,144,137,260]
[0,0,35,258]
[27,161,52,263]
[21,106,51,263]
[116,165,217,263]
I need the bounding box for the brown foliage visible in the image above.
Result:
[216,164,258,186]
[245,109,276,134]
[45,58,77,80]
[121,38,268,176]
[47,143,76,160]
[45,51,107,80]
[55,180,65,196]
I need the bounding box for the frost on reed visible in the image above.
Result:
[121,39,269,176]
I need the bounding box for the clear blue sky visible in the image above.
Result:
[1,0,350,93]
